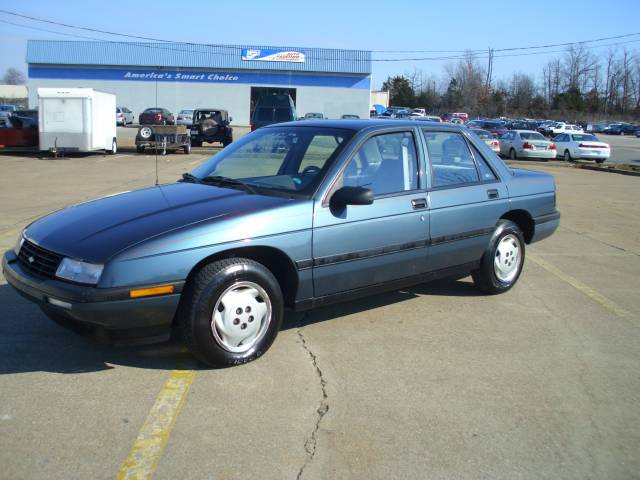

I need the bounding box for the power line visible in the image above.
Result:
[1,8,638,64]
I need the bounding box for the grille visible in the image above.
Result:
[18,239,63,279]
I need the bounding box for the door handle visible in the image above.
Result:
[411,198,428,209]
[487,189,499,199]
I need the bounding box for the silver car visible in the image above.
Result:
[499,130,556,160]
[116,107,134,125]
[177,109,194,126]
[471,128,500,153]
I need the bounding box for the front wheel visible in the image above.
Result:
[178,258,284,367]
[472,220,525,294]
[509,148,517,160]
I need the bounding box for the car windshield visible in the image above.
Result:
[471,129,492,139]
[190,127,354,197]
[572,134,598,142]
[519,132,545,140]
[144,108,162,113]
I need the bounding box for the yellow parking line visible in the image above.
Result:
[116,368,197,479]
[528,254,636,322]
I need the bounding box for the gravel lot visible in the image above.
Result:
[0,145,639,479]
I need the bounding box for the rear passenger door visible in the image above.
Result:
[421,129,509,272]
[312,129,429,297]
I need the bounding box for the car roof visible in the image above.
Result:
[265,119,465,132]
[193,108,227,112]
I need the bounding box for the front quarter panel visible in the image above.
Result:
[99,201,313,289]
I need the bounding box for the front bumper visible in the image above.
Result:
[2,251,184,345]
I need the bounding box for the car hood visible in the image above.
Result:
[24,183,295,263]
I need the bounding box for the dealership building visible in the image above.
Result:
[26,40,372,125]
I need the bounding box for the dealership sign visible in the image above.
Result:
[28,66,370,89]
[241,48,306,63]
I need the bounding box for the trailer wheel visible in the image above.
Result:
[107,139,117,155]
[183,142,192,154]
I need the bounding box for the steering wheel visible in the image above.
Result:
[301,165,322,176]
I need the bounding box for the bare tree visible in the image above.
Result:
[2,68,26,85]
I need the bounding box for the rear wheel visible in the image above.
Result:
[178,258,284,367]
[183,142,192,154]
[472,220,525,294]
[136,145,144,154]
[564,149,572,161]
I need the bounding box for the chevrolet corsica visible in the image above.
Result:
[3,120,560,367]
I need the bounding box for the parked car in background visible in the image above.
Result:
[603,123,638,135]
[251,94,296,131]
[177,109,195,126]
[139,108,175,125]
[499,130,556,160]
[341,114,360,119]
[537,121,558,136]
[413,115,442,123]
[189,109,233,147]
[0,104,18,125]
[304,112,325,120]
[551,123,583,136]
[467,120,508,138]
[3,120,559,367]
[553,133,610,163]
[116,107,134,125]
[471,128,500,153]
[507,120,538,131]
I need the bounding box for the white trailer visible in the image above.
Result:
[38,88,117,154]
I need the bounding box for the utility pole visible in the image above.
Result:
[485,47,494,90]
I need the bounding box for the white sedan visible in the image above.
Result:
[551,122,583,135]
[553,133,610,163]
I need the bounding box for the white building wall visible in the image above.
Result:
[296,87,370,119]
[28,77,371,125]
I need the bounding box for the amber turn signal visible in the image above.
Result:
[129,285,175,299]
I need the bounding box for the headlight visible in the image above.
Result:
[13,232,25,255]
[55,258,104,285]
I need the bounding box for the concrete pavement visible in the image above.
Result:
[0,151,638,479]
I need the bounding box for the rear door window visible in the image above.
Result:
[423,131,480,188]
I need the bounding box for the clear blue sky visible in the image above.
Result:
[2,0,640,89]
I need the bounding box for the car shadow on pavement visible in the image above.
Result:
[0,277,480,374]
[283,277,481,330]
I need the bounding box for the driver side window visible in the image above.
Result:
[341,132,418,196]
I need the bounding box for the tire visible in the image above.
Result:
[222,137,232,147]
[107,139,117,155]
[595,158,605,164]
[178,258,284,367]
[183,142,191,154]
[472,220,525,295]
[136,145,145,154]
[139,126,153,140]
[564,149,572,162]
[509,148,517,160]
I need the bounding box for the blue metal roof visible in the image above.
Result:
[26,40,371,75]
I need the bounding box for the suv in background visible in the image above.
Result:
[251,95,296,131]
[189,109,233,147]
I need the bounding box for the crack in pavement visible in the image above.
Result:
[296,319,329,480]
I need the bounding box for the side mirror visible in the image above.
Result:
[330,186,374,210]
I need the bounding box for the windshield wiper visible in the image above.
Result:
[181,173,203,184]
[201,175,257,194]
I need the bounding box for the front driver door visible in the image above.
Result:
[312,129,429,297]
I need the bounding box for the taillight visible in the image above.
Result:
[250,124,257,132]
[549,144,557,150]
[491,140,499,147]
[156,113,162,120]
[522,142,533,149]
